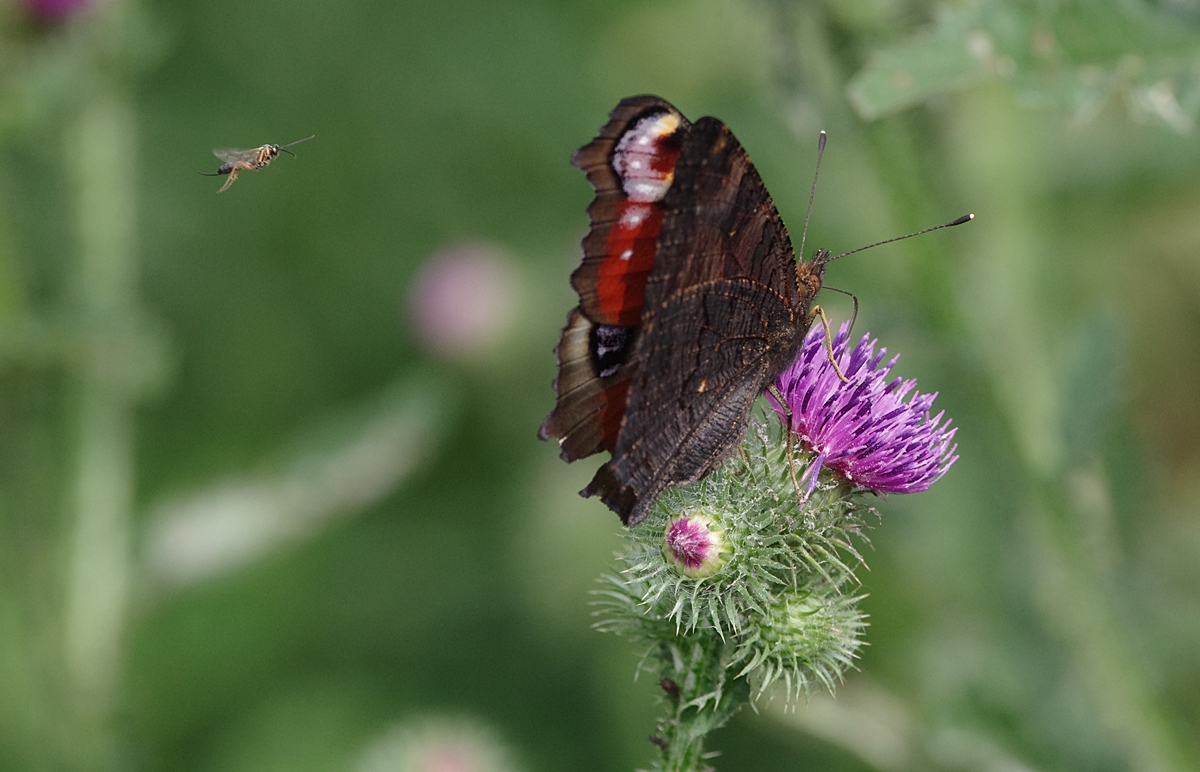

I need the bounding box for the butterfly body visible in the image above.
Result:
[541,96,830,526]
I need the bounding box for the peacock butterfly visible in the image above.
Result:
[538,95,830,526]
[539,95,966,526]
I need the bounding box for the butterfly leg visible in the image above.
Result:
[813,305,850,384]
[767,384,805,504]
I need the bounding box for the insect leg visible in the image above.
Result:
[813,306,850,384]
[217,167,240,193]
[768,384,805,503]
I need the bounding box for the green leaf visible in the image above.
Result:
[847,32,994,120]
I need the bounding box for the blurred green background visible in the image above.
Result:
[2,0,1199,770]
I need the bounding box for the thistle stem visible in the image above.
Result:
[62,79,139,772]
[653,638,748,772]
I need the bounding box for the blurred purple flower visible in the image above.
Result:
[408,242,517,362]
[770,322,958,499]
[23,0,95,21]
[352,715,520,772]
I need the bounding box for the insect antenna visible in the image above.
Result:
[828,213,974,263]
[283,134,315,149]
[278,135,315,157]
[820,214,972,342]
[798,131,826,262]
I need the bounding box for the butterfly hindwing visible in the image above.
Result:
[585,279,795,524]
[538,308,635,460]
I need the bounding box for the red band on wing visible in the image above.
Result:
[595,379,631,452]
[592,117,682,326]
[597,202,663,325]
[545,99,688,473]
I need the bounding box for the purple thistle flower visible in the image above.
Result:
[769,322,958,499]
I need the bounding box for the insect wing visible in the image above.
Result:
[212,147,262,164]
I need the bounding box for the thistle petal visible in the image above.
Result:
[772,323,958,495]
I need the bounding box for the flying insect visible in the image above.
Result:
[200,134,314,192]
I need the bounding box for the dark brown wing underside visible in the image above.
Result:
[584,280,796,524]
[584,117,808,526]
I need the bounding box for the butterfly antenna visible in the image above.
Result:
[798,131,826,262]
[829,214,974,262]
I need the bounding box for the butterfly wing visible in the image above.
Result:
[583,116,809,526]
[567,96,687,327]
[539,96,689,461]
[542,99,820,527]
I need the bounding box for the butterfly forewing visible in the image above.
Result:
[646,118,802,310]
[569,97,688,327]
[541,97,689,461]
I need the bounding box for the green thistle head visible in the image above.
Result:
[595,407,870,702]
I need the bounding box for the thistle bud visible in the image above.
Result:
[663,512,729,578]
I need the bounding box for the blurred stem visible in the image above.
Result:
[61,87,138,769]
[950,85,1197,772]
[1024,480,1198,772]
